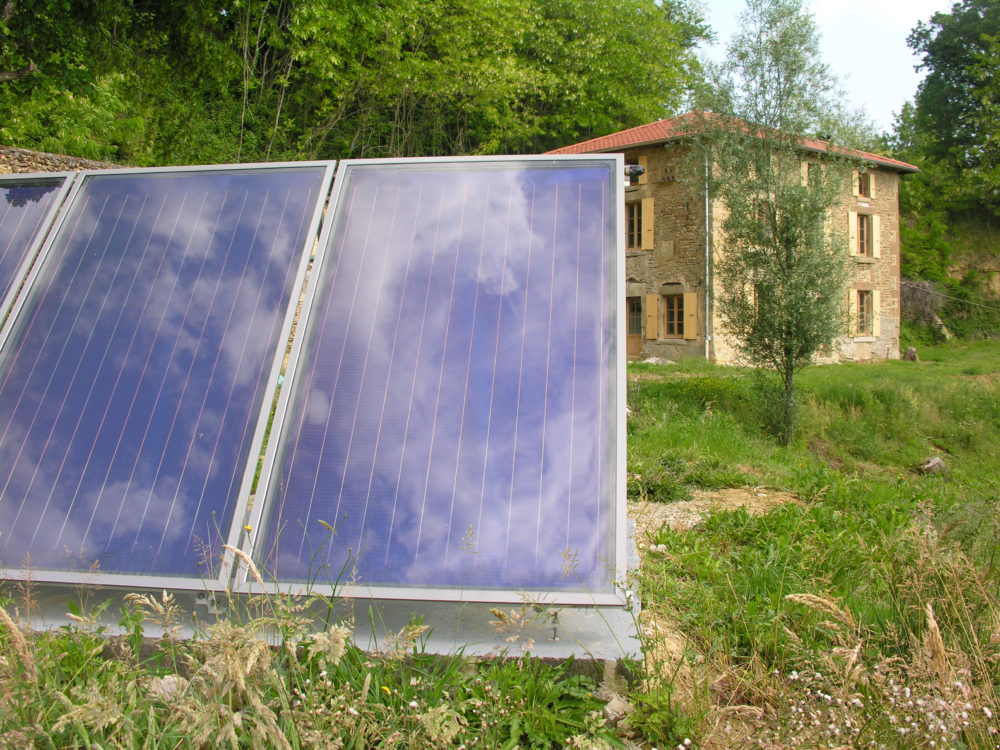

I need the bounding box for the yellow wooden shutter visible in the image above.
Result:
[872,290,881,337]
[869,172,876,199]
[644,294,659,339]
[637,155,649,185]
[641,197,655,250]
[848,211,857,254]
[851,171,859,197]
[849,289,858,334]
[683,292,698,339]
[872,214,881,258]
[800,161,809,186]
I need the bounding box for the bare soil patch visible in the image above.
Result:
[629,487,800,544]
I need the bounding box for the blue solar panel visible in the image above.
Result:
[256,159,620,598]
[0,165,330,579]
[0,175,68,313]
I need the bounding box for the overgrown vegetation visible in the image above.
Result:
[628,341,1000,747]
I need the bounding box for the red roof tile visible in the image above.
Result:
[546,112,919,173]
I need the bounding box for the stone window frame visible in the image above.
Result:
[856,289,874,335]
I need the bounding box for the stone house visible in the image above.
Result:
[547,113,920,363]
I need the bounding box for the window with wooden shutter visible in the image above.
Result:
[683,292,698,339]
[641,198,655,250]
[661,294,683,337]
[872,215,881,258]
[645,294,659,339]
[851,171,860,198]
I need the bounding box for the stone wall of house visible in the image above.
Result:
[623,144,709,360]
[832,168,901,361]
[0,145,120,174]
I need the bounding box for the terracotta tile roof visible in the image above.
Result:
[546,112,919,173]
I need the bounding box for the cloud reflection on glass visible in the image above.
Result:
[262,161,618,595]
[0,167,327,577]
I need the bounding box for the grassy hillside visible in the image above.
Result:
[629,341,1000,747]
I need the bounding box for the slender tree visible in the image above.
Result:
[697,0,869,444]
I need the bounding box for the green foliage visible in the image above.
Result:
[0,0,707,164]
[906,0,1000,218]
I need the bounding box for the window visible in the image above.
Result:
[626,201,642,249]
[857,290,873,334]
[857,213,873,256]
[627,296,643,335]
[661,294,684,337]
[857,172,871,198]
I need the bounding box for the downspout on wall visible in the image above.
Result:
[703,152,712,360]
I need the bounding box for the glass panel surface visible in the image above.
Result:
[0,176,65,305]
[0,167,327,577]
[263,160,618,595]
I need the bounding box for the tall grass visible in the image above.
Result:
[630,341,1000,746]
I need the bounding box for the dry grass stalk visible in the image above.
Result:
[0,607,34,681]
[784,593,856,631]
[223,543,265,588]
[922,602,951,686]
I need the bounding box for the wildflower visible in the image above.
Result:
[409,700,418,708]
[984,706,994,719]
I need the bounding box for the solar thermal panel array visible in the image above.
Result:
[249,159,622,601]
[0,165,332,581]
[0,157,623,606]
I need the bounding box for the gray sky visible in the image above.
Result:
[696,0,957,133]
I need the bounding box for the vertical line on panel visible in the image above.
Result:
[1,193,111,531]
[444,184,491,566]
[23,194,133,546]
[126,191,230,549]
[329,185,402,553]
[474,184,515,569]
[302,184,381,560]
[566,184,583,550]
[597,178,607,573]
[46,192,153,547]
[502,184,536,565]
[415,184,469,558]
[281,184,359,550]
[75,193,174,548]
[384,187,445,564]
[358,185,421,555]
[533,184,560,564]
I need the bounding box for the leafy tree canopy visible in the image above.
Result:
[0,0,707,165]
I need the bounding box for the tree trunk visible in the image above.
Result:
[781,362,795,446]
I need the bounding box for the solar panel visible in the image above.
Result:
[250,158,623,602]
[0,164,333,582]
[0,173,73,323]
